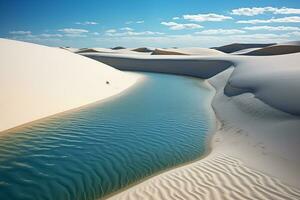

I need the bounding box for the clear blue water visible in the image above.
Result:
[0,72,214,200]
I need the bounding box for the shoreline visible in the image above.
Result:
[0,72,144,136]
[103,77,217,200]
[106,67,300,200]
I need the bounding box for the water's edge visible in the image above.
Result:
[104,79,217,199]
[0,72,215,200]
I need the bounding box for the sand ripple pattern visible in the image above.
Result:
[108,154,300,200]
[0,73,214,200]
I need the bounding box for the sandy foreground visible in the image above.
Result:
[0,39,141,132]
[78,49,300,199]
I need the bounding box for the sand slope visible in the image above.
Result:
[0,39,140,132]
[82,50,300,199]
[244,45,300,55]
[151,47,225,55]
[81,53,232,79]
[108,153,300,200]
[83,52,300,116]
[213,43,275,53]
[106,61,300,200]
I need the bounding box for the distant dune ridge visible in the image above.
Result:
[213,43,275,53]
[0,39,140,132]
[132,47,153,53]
[243,45,300,56]
[151,47,225,55]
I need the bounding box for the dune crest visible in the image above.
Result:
[0,39,140,132]
[243,45,300,56]
[151,47,225,55]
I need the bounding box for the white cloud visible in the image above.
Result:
[9,30,31,35]
[243,26,300,31]
[105,29,117,33]
[183,13,232,22]
[75,21,98,25]
[195,29,246,35]
[105,30,164,37]
[126,20,144,24]
[120,27,134,31]
[237,16,300,24]
[289,31,300,36]
[231,7,300,16]
[58,28,89,34]
[161,21,203,30]
[58,28,89,37]
[173,17,180,20]
[40,33,63,37]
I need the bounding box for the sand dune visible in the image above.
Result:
[151,47,225,55]
[83,52,300,116]
[0,39,140,132]
[112,46,126,50]
[82,50,300,199]
[213,43,275,53]
[151,48,188,55]
[81,53,232,79]
[243,45,300,55]
[74,48,101,53]
[132,47,154,53]
[230,47,261,55]
[108,153,300,200]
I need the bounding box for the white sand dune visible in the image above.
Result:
[0,39,140,132]
[213,43,275,53]
[108,153,300,200]
[81,53,232,79]
[230,47,262,55]
[80,51,300,199]
[151,47,225,55]
[243,45,300,55]
[83,52,300,116]
[77,48,151,55]
[60,47,79,52]
[132,47,154,53]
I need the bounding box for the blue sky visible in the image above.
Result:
[1,0,300,47]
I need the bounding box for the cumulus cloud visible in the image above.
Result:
[75,21,98,25]
[183,13,232,22]
[173,17,180,20]
[9,30,31,35]
[237,16,300,24]
[161,21,203,30]
[106,29,117,33]
[231,7,300,16]
[58,28,89,37]
[40,33,63,37]
[243,26,300,31]
[195,29,246,35]
[126,20,144,24]
[120,27,134,31]
[105,30,164,37]
[58,28,88,34]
